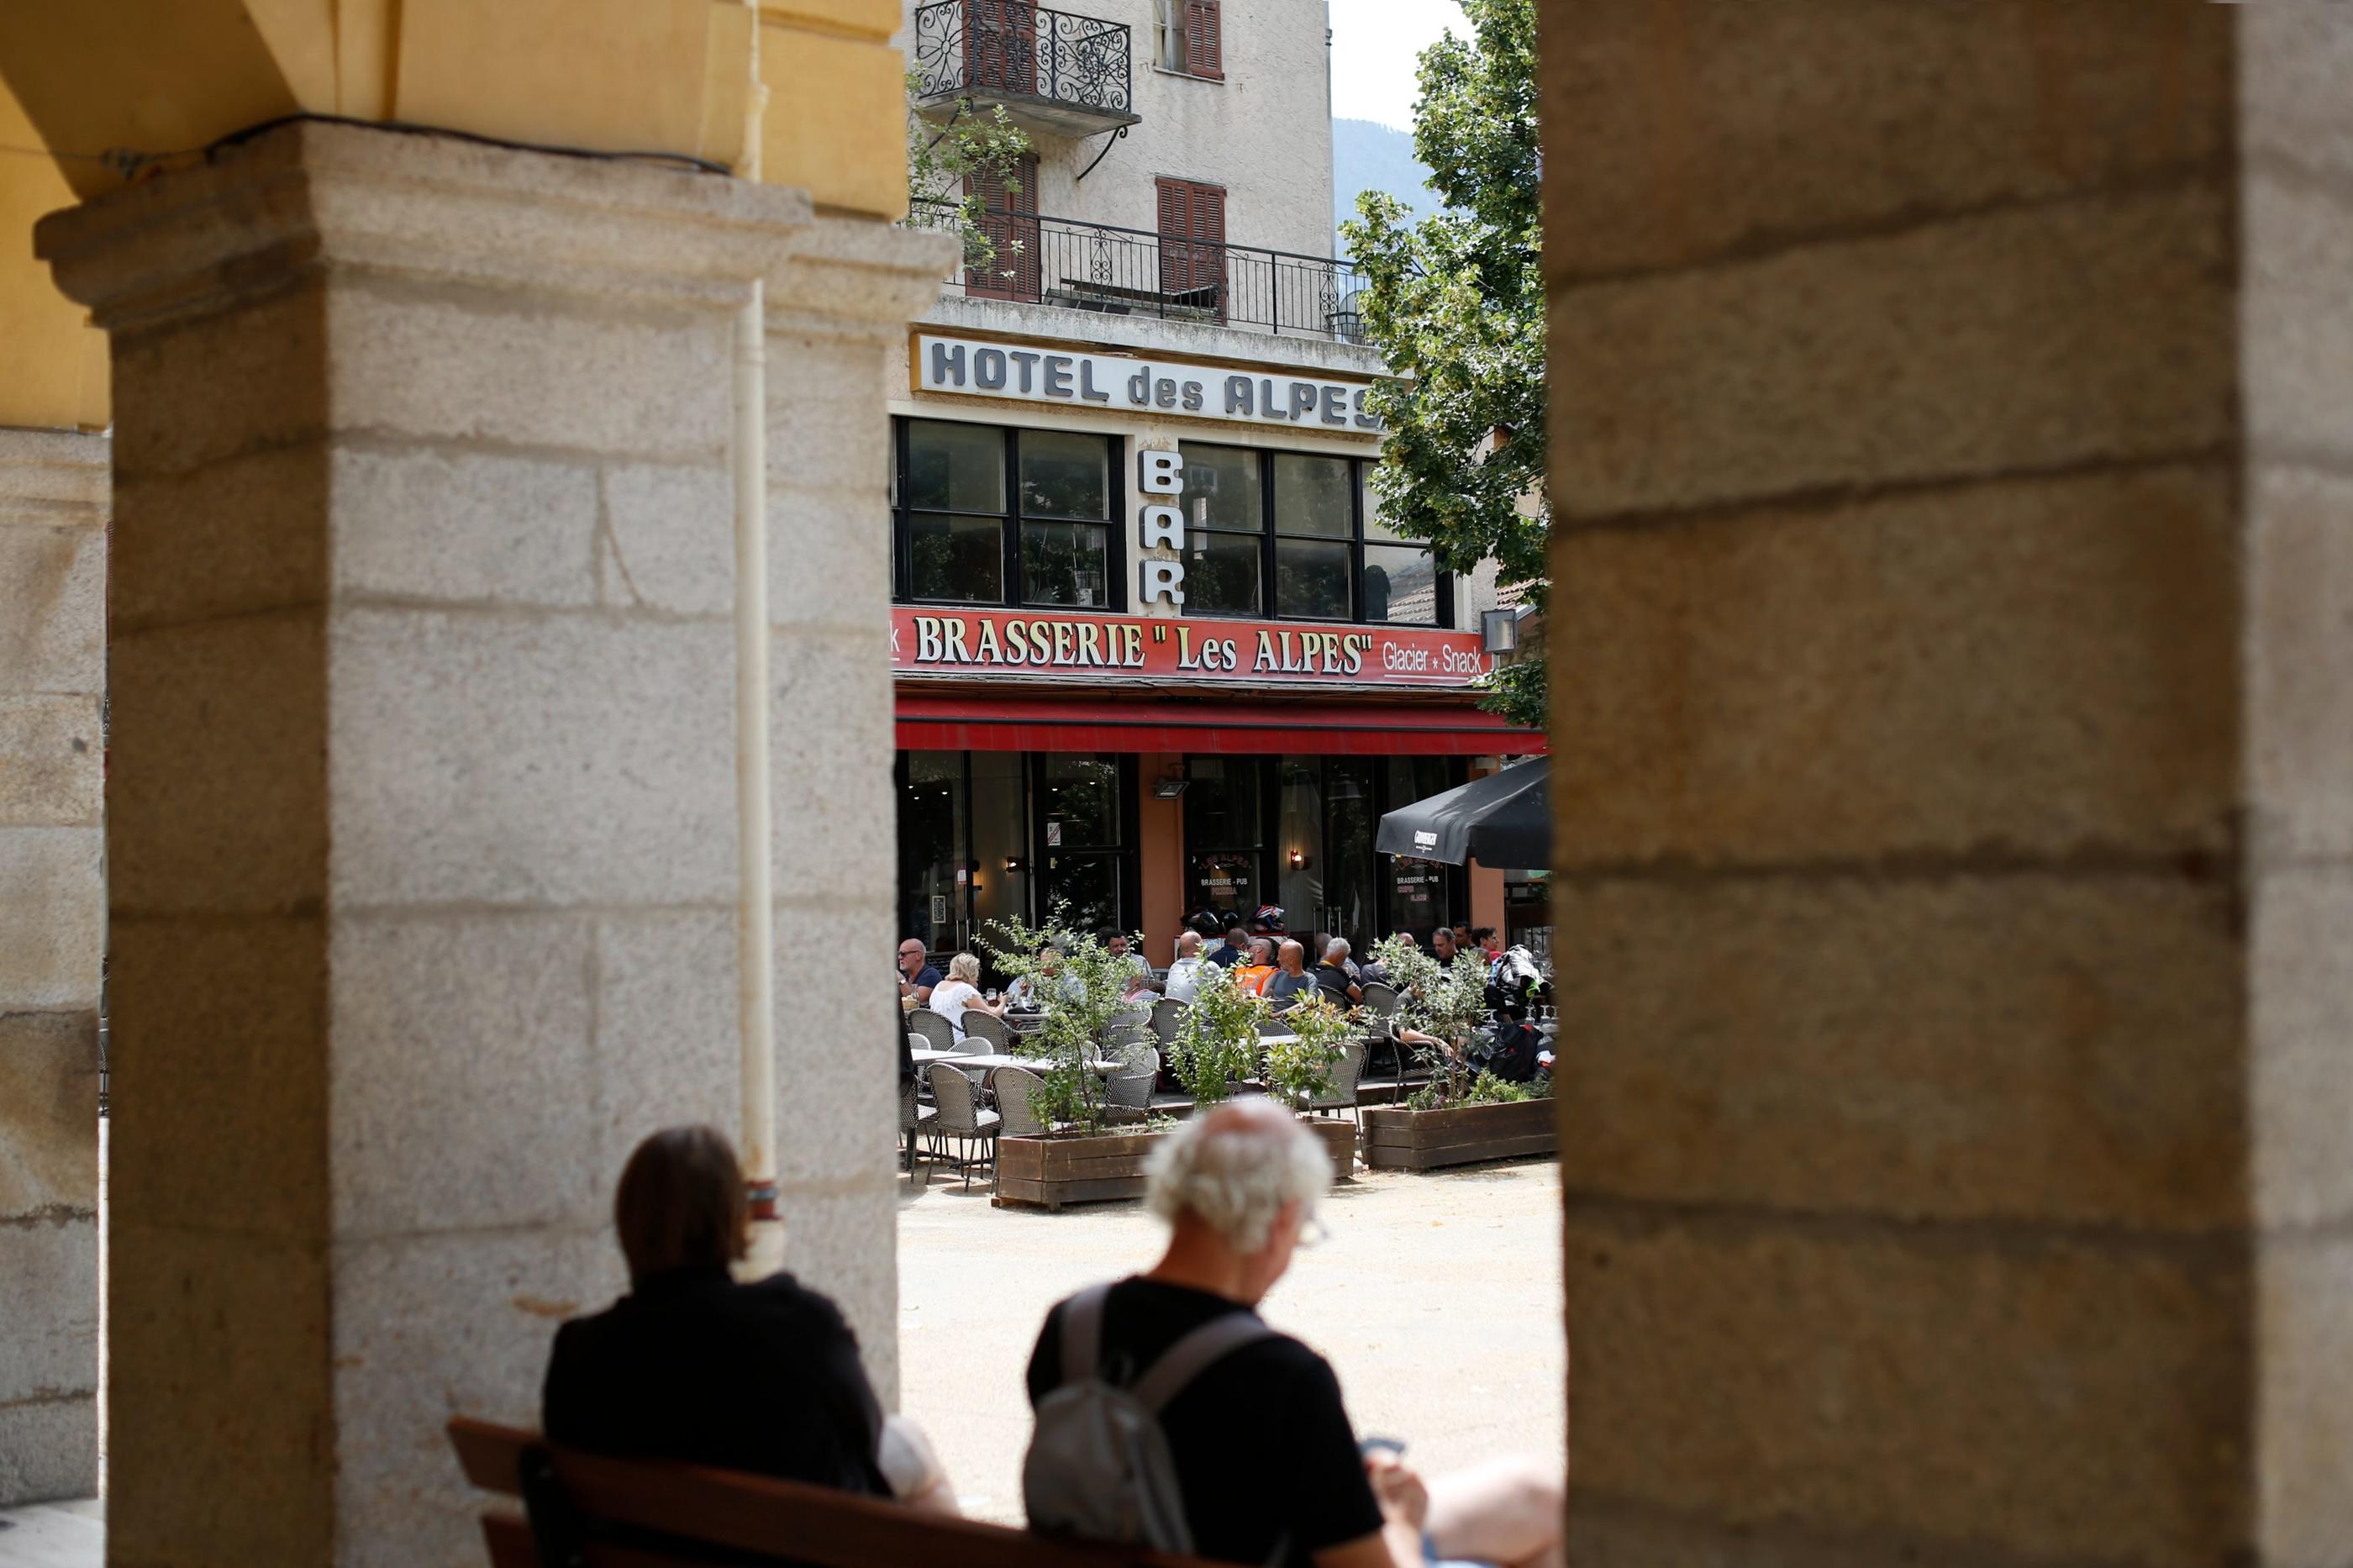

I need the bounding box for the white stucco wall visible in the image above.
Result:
[899,0,1337,262]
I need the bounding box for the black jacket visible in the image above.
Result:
[544,1266,888,1494]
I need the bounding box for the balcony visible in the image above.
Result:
[917,207,1371,343]
[911,0,1140,139]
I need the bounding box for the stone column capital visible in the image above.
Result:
[765,217,961,342]
[35,119,817,333]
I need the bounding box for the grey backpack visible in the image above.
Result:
[1022,1282,1279,1556]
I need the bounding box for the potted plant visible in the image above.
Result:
[1359,935,1556,1171]
[1263,990,1362,1181]
[979,907,1166,1209]
[1168,960,1265,1107]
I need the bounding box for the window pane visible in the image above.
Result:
[896,752,966,957]
[1181,529,1261,616]
[1020,521,1110,608]
[1361,468,1411,543]
[907,420,1005,513]
[1363,543,1438,624]
[1020,430,1111,520]
[908,513,1003,602]
[1185,757,1261,848]
[1277,756,1323,939]
[1275,537,1351,621]
[1180,445,1261,534]
[1273,453,1352,538]
[1041,755,1122,848]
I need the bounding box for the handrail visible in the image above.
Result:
[910,198,1361,272]
[911,0,1134,118]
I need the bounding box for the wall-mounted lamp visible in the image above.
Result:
[1004,856,1026,875]
[1480,607,1519,656]
[1287,849,1308,870]
[1152,775,1190,800]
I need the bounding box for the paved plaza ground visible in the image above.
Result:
[898,1155,1569,1527]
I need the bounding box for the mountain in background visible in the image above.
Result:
[1334,118,1435,255]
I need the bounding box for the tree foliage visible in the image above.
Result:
[904,82,1034,278]
[1340,0,1546,729]
[977,902,1132,1135]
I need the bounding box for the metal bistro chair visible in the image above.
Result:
[1292,1037,1370,1124]
[990,1065,1052,1143]
[908,1010,958,1052]
[961,1010,1013,1051]
[899,1074,937,1183]
[1103,1044,1160,1120]
[1359,981,1401,1018]
[1150,997,1187,1050]
[924,1061,1001,1190]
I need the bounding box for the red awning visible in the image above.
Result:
[894,694,1546,756]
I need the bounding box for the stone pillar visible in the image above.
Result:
[32,119,932,1565]
[759,219,955,1408]
[1541,4,2351,1564]
[0,425,105,1507]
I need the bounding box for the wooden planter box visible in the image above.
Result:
[1361,1098,1557,1171]
[1302,1114,1358,1183]
[995,1130,1171,1211]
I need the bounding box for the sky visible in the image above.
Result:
[1329,0,1467,129]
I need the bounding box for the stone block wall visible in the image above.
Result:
[1542,3,2353,1563]
[0,426,105,1507]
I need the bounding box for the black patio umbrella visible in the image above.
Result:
[1374,758,1550,870]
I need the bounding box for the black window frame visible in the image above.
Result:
[1176,440,1452,629]
[893,416,1128,613]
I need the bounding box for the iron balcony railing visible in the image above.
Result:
[913,204,1371,342]
[911,0,1133,122]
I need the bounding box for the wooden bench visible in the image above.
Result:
[448,1417,1214,1568]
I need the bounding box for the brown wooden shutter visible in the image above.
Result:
[1182,0,1223,79]
[1155,177,1227,318]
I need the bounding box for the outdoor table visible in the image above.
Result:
[913,1050,1115,1076]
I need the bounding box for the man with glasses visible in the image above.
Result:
[896,940,942,1008]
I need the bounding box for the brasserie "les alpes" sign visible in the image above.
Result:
[892,607,1489,690]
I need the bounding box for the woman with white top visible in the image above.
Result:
[926,953,1003,1041]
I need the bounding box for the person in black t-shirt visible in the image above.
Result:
[545,1126,957,1513]
[1024,1102,1563,1568]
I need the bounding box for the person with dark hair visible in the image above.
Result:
[1208,922,1252,970]
[543,1126,956,1512]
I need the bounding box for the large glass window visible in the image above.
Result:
[1183,756,1263,923]
[895,420,1119,610]
[1176,442,1450,626]
[1361,471,1440,626]
[1179,446,1262,617]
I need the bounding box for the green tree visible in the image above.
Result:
[904,82,1034,280]
[1340,0,1546,729]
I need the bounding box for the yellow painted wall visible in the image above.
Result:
[0,82,105,429]
[0,0,911,429]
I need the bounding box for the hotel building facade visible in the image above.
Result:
[889,0,1544,967]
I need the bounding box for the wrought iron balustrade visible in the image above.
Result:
[912,0,1133,124]
[913,204,1371,342]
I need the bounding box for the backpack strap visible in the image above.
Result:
[1129,1311,1281,1416]
[1057,1282,1113,1388]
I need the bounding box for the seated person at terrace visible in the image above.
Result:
[928,953,1003,1039]
[1264,939,1319,1010]
[1024,1102,1562,1568]
[1163,929,1210,1002]
[897,939,941,1008]
[1314,939,1361,1005]
[1233,937,1278,997]
[545,1126,956,1513]
[1208,922,1253,970]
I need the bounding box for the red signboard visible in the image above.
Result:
[890,606,1490,689]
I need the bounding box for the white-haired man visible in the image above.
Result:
[1023,1101,1562,1568]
